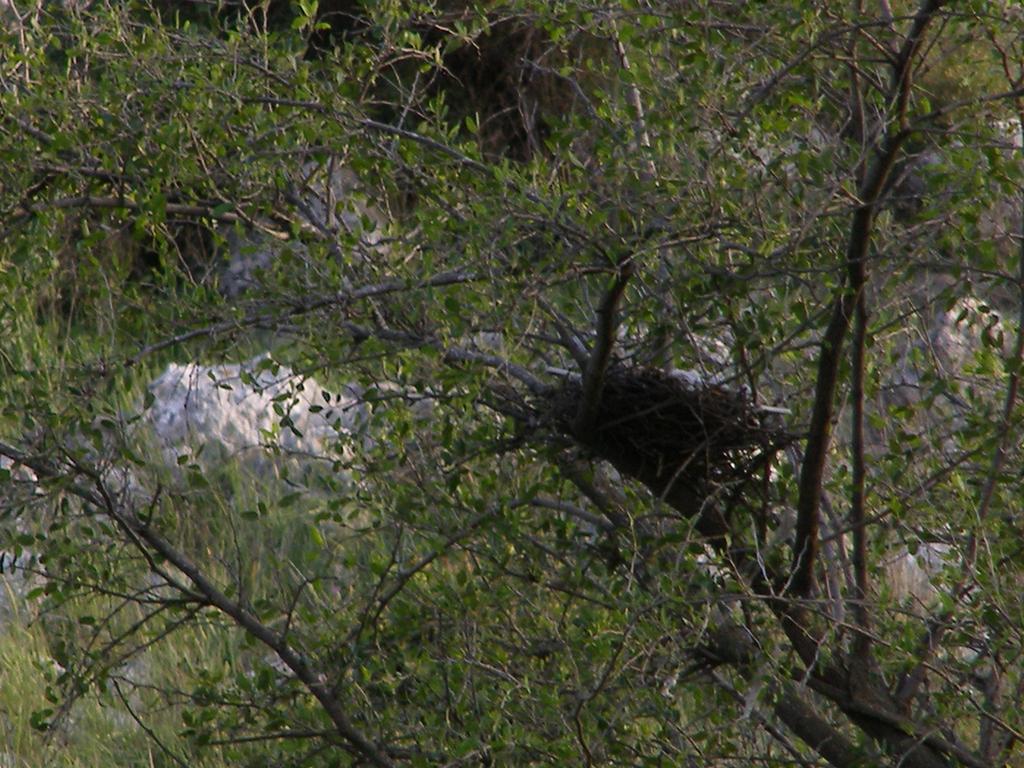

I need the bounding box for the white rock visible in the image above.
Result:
[143,355,365,471]
[0,454,37,489]
[882,542,953,608]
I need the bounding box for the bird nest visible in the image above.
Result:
[551,366,790,509]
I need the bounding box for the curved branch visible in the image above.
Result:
[0,444,395,768]
[116,513,395,767]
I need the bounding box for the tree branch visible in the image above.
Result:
[0,444,395,768]
[705,617,870,768]
[608,20,656,182]
[791,0,946,600]
[846,1,873,662]
[572,260,635,440]
[122,270,478,367]
[774,685,867,768]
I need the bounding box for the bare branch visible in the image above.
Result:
[773,684,867,768]
[572,260,636,439]
[537,297,590,368]
[848,1,872,655]
[11,194,248,223]
[791,0,946,599]
[556,457,632,532]
[608,20,656,182]
[704,618,869,768]
[122,270,478,366]
[528,497,615,533]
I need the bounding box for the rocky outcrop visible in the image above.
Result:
[143,355,365,476]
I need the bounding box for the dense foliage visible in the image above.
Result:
[2,1,1024,766]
